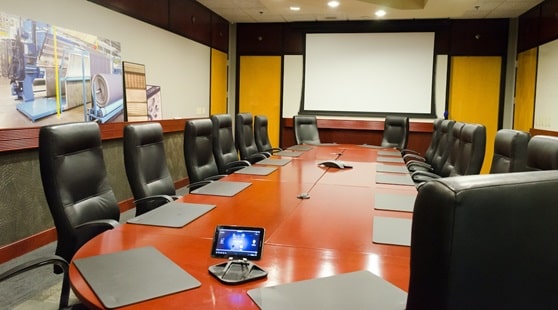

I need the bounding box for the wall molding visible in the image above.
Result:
[0,118,192,153]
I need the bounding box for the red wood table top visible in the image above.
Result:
[69,144,415,309]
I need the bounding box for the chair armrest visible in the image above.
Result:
[411,170,440,183]
[0,255,71,309]
[75,219,120,232]
[403,153,425,162]
[205,175,227,181]
[400,148,420,156]
[133,194,176,215]
[246,153,268,163]
[0,255,68,280]
[134,194,175,204]
[186,180,213,191]
[224,160,251,174]
[74,219,120,252]
[407,161,433,172]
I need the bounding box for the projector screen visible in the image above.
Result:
[302,32,436,116]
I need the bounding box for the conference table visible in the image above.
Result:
[69,144,417,309]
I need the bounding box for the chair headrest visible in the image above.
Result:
[124,122,163,146]
[527,135,558,170]
[211,114,232,128]
[186,119,212,137]
[494,129,530,157]
[39,122,101,156]
[237,113,253,125]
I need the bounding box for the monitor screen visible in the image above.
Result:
[211,225,265,260]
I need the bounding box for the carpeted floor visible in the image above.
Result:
[0,242,81,309]
[1,209,137,309]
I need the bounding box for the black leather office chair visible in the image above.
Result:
[403,118,442,163]
[407,171,558,309]
[235,113,270,163]
[123,122,182,216]
[254,115,282,153]
[211,114,251,174]
[293,115,321,145]
[489,129,530,173]
[39,122,119,267]
[525,135,558,171]
[452,123,486,176]
[0,256,71,309]
[380,115,409,149]
[407,119,455,173]
[413,122,486,182]
[184,119,226,183]
[411,121,464,181]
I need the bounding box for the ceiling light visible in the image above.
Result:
[328,1,340,8]
[290,6,301,11]
[375,9,386,17]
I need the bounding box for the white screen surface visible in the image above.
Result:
[303,32,435,115]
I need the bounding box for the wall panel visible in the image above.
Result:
[514,48,537,132]
[518,5,541,52]
[237,24,284,55]
[449,19,509,56]
[449,56,502,174]
[88,0,169,28]
[168,0,212,46]
[210,49,228,115]
[238,56,282,147]
[539,0,558,44]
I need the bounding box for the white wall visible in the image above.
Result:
[535,38,558,131]
[2,0,211,119]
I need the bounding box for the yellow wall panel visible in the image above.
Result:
[210,49,228,115]
[238,56,282,147]
[449,56,502,174]
[513,48,537,132]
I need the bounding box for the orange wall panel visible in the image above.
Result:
[449,56,502,174]
[238,56,282,147]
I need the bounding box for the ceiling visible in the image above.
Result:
[196,0,543,23]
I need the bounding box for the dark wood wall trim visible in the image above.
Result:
[530,128,558,137]
[168,0,212,46]
[448,19,509,55]
[237,23,285,55]
[539,0,558,44]
[518,4,541,52]
[280,117,434,155]
[87,0,170,29]
[237,19,508,56]
[518,0,558,53]
[0,119,192,153]
[87,0,229,52]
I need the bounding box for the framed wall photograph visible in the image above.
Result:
[0,11,123,128]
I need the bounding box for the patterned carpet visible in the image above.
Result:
[1,209,137,309]
[0,242,81,309]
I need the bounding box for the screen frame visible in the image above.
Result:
[300,31,438,118]
[210,225,265,260]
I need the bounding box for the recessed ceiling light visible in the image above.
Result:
[328,1,340,8]
[375,9,386,17]
[290,6,301,11]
